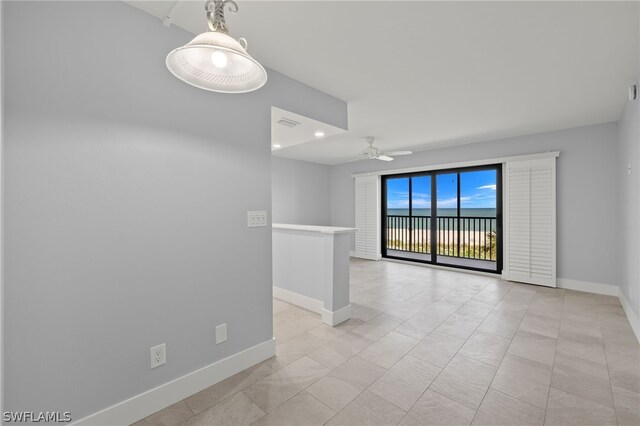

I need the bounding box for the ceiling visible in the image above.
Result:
[127,1,639,165]
[270,107,346,152]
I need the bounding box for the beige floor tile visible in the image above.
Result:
[368,355,442,410]
[434,313,484,340]
[351,314,402,341]
[607,351,640,394]
[545,387,617,426]
[562,302,598,319]
[400,389,476,426]
[272,332,330,367]
[327,355,387,390]
[429,354,497,409]
[179,392,263,426]
[518,313,560,339]
[184,363,274,414]
[476,312,522,338]
[550,352,614,408]
[350,303,383,321]
[471,389,544,425]
[456,299,496,320]
[306,355,386,411]
[252,391,335,426]
[306,375,363,412]
[409,330,466,368]
[421,300,463,322]
[326,391,406,426]
[307,345,350,370]
[527,299,563,320]
[384,299,427,320]
[307,323,348,341]
[395,313,445,340]
[273,299,292,314]
[458,331,511,367]
[274,315,323,343]
[507,330,556,366]
[358,331,419,369]
[136,401,194,426]
[491,300,528,318]
[490,354,551,409]
[612,386,640,426]
[602,328,640,358]
[243,357,329,413]
[307,332,373,369]
[556,329,606,365]
[273,305,313,325]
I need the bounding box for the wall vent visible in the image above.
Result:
[277,118,301,128]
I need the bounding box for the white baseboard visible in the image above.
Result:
[557,278,619,296]
[322,305,351,326]
[273,286,323,314]
[352,252,381,261]
[619,290,640,343]
[71,339,276,426]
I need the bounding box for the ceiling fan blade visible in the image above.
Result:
[386,151,412,156]
[377,155,394,161]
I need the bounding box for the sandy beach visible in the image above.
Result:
[385,228,495,246]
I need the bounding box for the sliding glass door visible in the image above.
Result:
[382,165,502,273]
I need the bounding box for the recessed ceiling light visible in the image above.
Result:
[272,144,281,149]
[315,131,325,138]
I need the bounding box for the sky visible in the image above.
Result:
[386,170,497,210]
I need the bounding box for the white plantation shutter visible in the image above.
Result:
[354,175,381,260]
[503,157,557,287]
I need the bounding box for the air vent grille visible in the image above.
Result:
[277,118,301,128]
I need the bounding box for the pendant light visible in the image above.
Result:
[166,0,267,93]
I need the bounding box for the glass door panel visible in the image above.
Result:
[459,169,498,269]
[385,177,409,252]
[436,173,458,260]
[410,175,431,254]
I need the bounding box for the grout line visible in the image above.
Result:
[469,285,533,424]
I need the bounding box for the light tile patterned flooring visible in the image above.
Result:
[135,259,640,425]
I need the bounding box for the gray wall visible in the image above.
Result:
[617,81,640,319]
[331,123,619,286]
[0,0,4,417]
[272,157,331,225]
[2,1,346,420]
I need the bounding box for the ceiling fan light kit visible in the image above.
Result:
[166,0,267,93]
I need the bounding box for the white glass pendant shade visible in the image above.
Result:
[166,31,267,93]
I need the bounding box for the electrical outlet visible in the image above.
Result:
[150,343,166,369]
[247,211,268,227]
[215,323,227,344]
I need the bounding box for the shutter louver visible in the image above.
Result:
[503,158,556,287]
[354,175,381,260]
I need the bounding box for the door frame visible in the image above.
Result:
[381,164,503,274]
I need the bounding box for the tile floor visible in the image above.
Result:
[134,259,640,425]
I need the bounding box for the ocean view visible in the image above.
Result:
[387,208,497,217]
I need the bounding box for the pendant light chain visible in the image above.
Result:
[206,0,238,34]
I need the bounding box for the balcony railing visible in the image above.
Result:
[386,215,497,261]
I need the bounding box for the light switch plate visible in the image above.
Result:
[247,211,267,227]
[215,323,227,344]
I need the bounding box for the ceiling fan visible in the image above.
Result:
[359,136,412,161]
